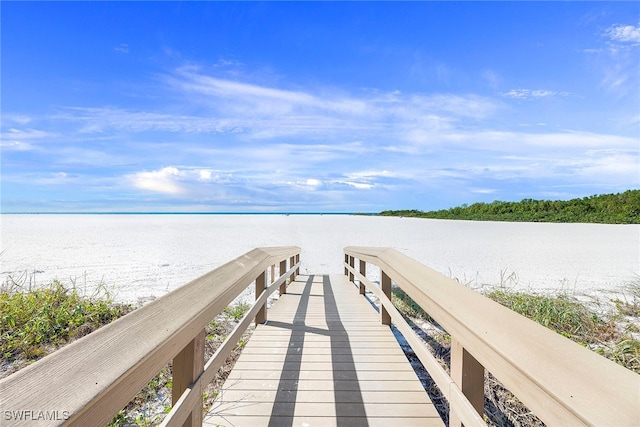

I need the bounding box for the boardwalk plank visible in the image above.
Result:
[204,274,443,426]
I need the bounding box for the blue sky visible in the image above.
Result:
[1,1,639,213]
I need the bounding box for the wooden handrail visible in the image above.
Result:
[344,246,640,426]
[0,246,300,426]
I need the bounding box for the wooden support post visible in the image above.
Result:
[344,254,349,276]
[348,256,355,283]
[381,271,391,325]
[295,253,300,275]
[255,271,267,325]
[270,264,275,284]
[359,260,366,295]
[289,256,296,281]
[450,338,485,427]
[279,259,287,295]
[172,329,205,427]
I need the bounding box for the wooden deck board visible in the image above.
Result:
[204,274,443,426]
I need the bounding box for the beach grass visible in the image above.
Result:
[0,280,133,366]
[0,278,253,425]
[3,278,637,426]
[391,282,640,426]
[484,289,618,344]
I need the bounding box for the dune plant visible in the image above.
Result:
[0,280,133,363]
[391,283,639,426]
[485,290,617,344]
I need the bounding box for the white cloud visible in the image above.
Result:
[128,166,237,195]
[114,44,129,53]
[337,181,374,190]
[198,169,213,181]
[605,21,640,44]
[344,170,393,180]
[575,149,639,181]
[471,188,497,194]
[0,140,34,151]
[1,127,56,141]
[442,130,636,150]
[161,68,498,139]
[501,89,570,99]
[2,114,32,125]
[130,167,184,194]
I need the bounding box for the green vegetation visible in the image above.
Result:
[393,285,639,373]
[485,290,615,344]
[380,190,640,224]
[392,284,640,426]
[1,279,254,426]
[1,281,133,362]
[108,300,253,426]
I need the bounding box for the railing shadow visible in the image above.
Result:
[267,275,368,426]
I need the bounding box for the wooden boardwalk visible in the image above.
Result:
[204,274,443,427]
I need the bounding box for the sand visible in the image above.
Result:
[1,214,638,303]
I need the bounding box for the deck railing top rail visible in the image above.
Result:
[0,246,300,426]
[344,246,640,426]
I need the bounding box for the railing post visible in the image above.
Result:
[381,271,391,325]
[295,253,300,275]
[344,253,349,275]
[172,329,205,427]
[359,260,366,294]
[289,255,296,281]
[450,338,485,427]
[348,256,355,283]
[255,270,267,325]
[270,264,275,284]
[279,259,287,295]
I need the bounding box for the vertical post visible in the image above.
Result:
[290,256,296,281]
[279,259,287,295]
[270,264,275,284]
[359,260,366,294]
[295,253,300,275]
[381,271,391,325]
[450,338,485,427]
[172,329,205,427]
[344,254,349,276]
[255,270,267,325]
[348,256,355,283]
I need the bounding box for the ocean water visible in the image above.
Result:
[1,214,638,303]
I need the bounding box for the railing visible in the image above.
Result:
[0,246,301,427]
[344,246,640,427]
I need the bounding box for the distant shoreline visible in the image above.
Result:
[0,212,361,216]
[380,190,640,225]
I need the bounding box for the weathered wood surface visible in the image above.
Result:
[204,274,443,427]
[0,246,300,427]
[344,246,640,426]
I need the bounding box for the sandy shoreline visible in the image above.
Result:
[1,214,638,304]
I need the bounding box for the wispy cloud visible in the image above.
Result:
[3,61,637,212]
[0,128,57,151]
[114,43,129,54]
[604,21,640,44]
[501,89,571,99]
[594,19,640,94]
[36,69,498,149]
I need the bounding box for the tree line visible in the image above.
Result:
[379,190,640,224]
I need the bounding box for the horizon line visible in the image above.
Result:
[0,211,374,215]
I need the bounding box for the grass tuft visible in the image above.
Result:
[0,280,133,363]
[485,290,617,344]
[392,282,639,427]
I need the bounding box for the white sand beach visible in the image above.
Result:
[1,214,638,303]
